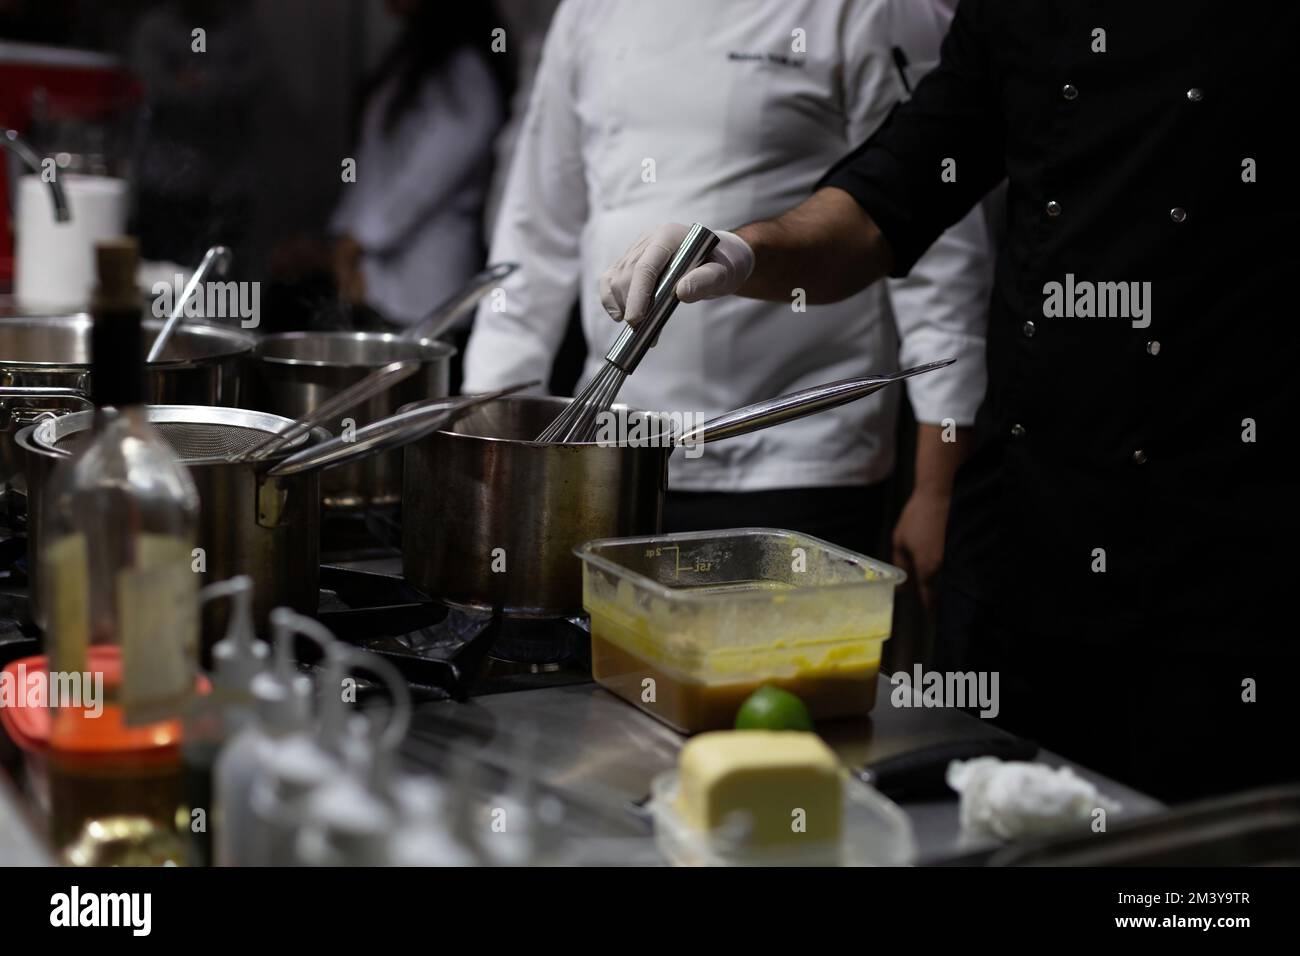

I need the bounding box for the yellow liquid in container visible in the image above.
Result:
[587,579,886,734]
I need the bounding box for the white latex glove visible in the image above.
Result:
[599,223,754,326]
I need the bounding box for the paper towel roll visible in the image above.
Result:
[14,174,129,312]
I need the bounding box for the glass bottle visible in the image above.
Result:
[41,237,201,858]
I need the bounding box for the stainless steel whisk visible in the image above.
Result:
[535,223,720,443]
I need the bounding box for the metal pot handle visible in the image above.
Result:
[401,261,519,343]
[0,385,93,433]
[265,380,537,478]
[675,359,956,447]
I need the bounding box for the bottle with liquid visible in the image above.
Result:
[41,237,202,856]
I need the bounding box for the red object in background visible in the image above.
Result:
[0,41,140,290]
[0,650,210,759]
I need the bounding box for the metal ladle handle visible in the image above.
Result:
[677,359,957,447]
[604,223,719,374]
[146,244,233,363]
[2,129,70,222]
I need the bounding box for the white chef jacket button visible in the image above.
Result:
[1146,340,1161,355]
[1132,449,1148,465]
[1022,320,1036,337]
[1187,87,1203,103]
[1045,200,1061,217]
[1010,423,1026,438]
[1062,83,1079,101]
[1170,207,1187,223]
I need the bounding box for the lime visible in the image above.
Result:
[734,685,815,731]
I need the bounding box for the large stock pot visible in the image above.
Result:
[18,406,324,642]
[0,314,254,496]
[249,262,517,509]
[402,396,669,618]
[252,332,453,509]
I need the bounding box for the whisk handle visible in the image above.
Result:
[605,223,719,373]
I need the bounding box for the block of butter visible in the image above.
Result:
[675,731,843,847]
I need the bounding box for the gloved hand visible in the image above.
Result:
[599,223,754,326]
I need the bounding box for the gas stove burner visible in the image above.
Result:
[317,565,592,701]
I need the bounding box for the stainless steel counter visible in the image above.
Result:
[404,678,1164,864]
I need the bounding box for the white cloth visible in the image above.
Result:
[463,0,991,491]
[947,758,1123,841]
[330,47,502,325]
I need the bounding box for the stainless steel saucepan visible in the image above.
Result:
[252,262,518,508]
[402,361,955,620]
[19,406,325,642]
[0,314,254,499]
[0,243,253,503]
[18,383,531,644]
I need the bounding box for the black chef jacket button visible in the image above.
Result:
[1011,423,1027,438]
[1132,449,1148,465]
[1146,340,1161,355]
[1187,87,1203,103]
[1170,207,1187,223]
[1045,200,1061,217]
[1022,320,1036,337]
[1062,83,1079,101]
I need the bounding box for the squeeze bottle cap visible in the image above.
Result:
[203,576,267,696]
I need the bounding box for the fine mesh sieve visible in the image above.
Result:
[31,406,311,465]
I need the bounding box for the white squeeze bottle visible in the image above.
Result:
[211,608,319,866]
[182,576,267,866]
[249,612,356,866]
[388,751,483,867]
[287,643,412,866]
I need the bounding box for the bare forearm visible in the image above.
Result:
[913,422,971,495]
[733,187,895,304]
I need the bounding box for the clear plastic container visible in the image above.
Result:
[574,528,905,733]
[648,770,915,867]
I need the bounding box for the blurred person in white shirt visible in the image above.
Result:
[330,0,514,328]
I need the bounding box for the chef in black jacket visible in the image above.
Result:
[599,1,1299,801]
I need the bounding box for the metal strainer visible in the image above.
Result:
[31,406,312,465]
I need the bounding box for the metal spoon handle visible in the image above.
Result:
[146,245,233,362]
[679,359,956,447]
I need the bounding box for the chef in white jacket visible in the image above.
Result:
[463,0,991,604]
